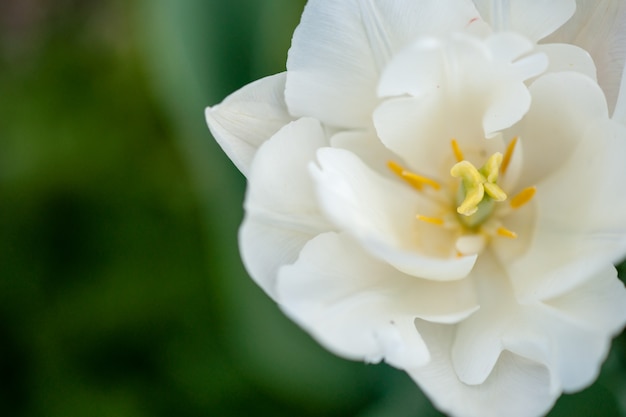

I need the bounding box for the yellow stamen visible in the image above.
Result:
[496,226,518,239]
[450,156,507,216]
[417,215,445,226]
[451,139,464,162]
[510,186,536,209]
[387,161,440,191]
[500,137,518,175]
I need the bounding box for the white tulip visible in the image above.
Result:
[206,1,626,416]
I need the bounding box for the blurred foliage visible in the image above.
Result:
[0,1,624,416]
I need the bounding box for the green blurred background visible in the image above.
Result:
[0,1,624,416]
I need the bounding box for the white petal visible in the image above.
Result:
[310,147,477,280]
[613,59,626,125]
[330,128,400,177]
[512,71,609,187]
[473,0,576,41]
[537,266,626,392]
[205,73,293,176]
[534,43,597,80]
[241,118,332,296]
[509,116,626,301]
[409,321,556,417]
[544,266,626,334]
[277,232,479,369]
[544,0,626,113]
[286,0,483,128]
[375,33,543,172]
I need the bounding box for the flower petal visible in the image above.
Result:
[241,118,332,297]
[534,43,597,81]
[530,266,626,392]
[310,147,477,280]
[286,0,483,128]
[375,33,543,175]
[277,232,479,369]
[409,321,556,417]
[472,0,575,41]
[509,116,626,301]
[544,0,626,113]
[512,71,609,187]
[205,73,293,176]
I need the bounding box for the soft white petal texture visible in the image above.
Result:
[409,320,556,417]
[310,147,477,280]
[472,0,576,41]
[330,128,400,177]
[205,73,293,176]
[512,72,609,187]
[240,118,332,296]
[285,0,483,128]
[613,56,626,125]
[545,0,626,113]
[509,105,626,301]
[277,232,479,369]
[534,43,597,80]
[375,33,545,176]
[450,256,625,394]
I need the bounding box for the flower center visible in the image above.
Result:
[388,138,537,255]
[451,152,506,228]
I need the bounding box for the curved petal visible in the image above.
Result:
[472,0,575,41]
[276,232,479,369]
[241,118,332,297]
[534,43,597,81]
[310,147,477,280]
[544,0,626,113]
[205,73,293,176]
[527,266,626,392]
[375,33,544,176]
[409,321,556,417]
[509,117,626,301]
[285,0,483,128]
[330,128,400,177]
[512,72,609,187]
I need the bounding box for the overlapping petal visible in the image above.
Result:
[310,147,477,280]
[472,0,575,41]
[545,0,626,113]
[241,118,332,296]
[277,232,478,369]
[286,0,484,128]
[205,73,293,175]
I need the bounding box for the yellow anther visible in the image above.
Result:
[496,226,518,239]
[500,137,518,175]
[451,139,464,162]
[416,215,445,226]
[510,186,536,209]
[387,161,440,191]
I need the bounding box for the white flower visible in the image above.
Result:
[205,1,626,416]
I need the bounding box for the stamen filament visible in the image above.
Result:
[417,215,445,226]
[496,226,517,239]
[451,139,464,162]
[500,136,518,175]
[388,161,441,190]
[510,186,536,209]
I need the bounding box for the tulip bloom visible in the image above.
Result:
[206,1,626,416]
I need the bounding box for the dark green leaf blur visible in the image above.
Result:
[0,1,624,416]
